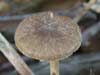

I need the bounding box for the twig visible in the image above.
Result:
[0,33,35,75]
[73,0,96,23]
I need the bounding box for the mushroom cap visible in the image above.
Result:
[15,12,81,61]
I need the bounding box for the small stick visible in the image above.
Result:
[50,61,59,75]
[73,0,96,23]
[0,33,35,75]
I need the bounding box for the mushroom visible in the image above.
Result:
[15,0,96,75]
[15,12,81,75]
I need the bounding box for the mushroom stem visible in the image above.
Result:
[0,33,34,75]
[50,60,59,75]
[73,0,96,23]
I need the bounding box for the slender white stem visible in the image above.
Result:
[0,33,35,75]
[50,60,59,75]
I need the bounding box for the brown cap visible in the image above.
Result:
[15,12,81,61]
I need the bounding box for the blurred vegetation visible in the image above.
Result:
[0,0,84,16]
